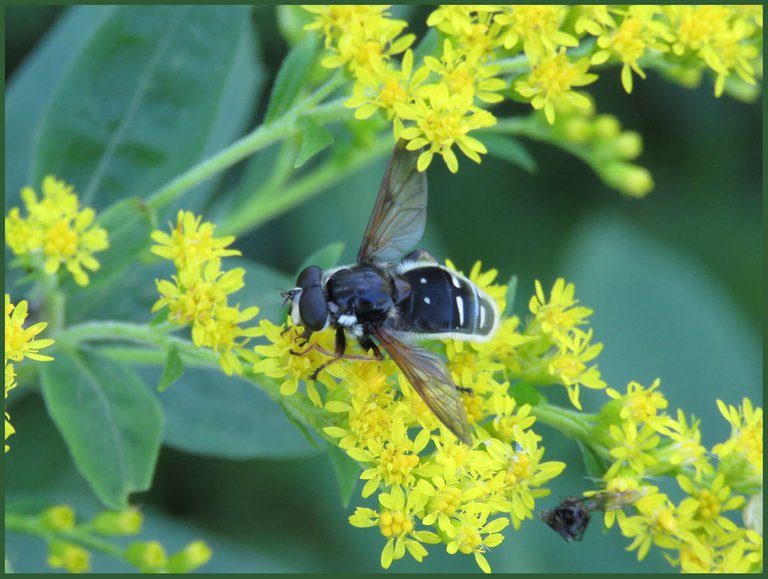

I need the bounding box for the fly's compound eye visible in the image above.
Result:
[297,265,323,289]
[298,286,328,331]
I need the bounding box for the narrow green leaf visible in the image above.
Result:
[62,197,155,294]
[40,347,163,510]
[264,33,318,124]
[505,274,518,316]
[31,6,259,212]
[295,242,345,275]
[294,118,334,168]
[413,27,439,64]
[327,444,361,508]
[157,345,184,392]
[576,440,608,479]
[483,134,538,174]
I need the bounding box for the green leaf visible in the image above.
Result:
[139,366,320,459]
[505,274,518,316]
[483,134,538,174]
[157,345,184,392]
[5,6,116,211]
[264,33,317,124]
[576,440,608,479]
[413,27,439,64]
[40,347,163,510]
[62,197,155,294]
[294,118,334,168]
[295,242,345,275]
[30,5,261,214]
[327,444,361,508]
[509,381,544,407]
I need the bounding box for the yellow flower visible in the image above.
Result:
[713,398,763,474]
[5,295,55,364]
[677,473,745,538]
[6,176,109,286]
[591,6,674,93]
[494,5,578,63]
[515,50,597,124]
[349,485,440,569]
[444,513,509,574]
[150,210,240,273]
[48,540,91,573]
[606,421,660,478]
[397,83,495,173]
[605,378,675,433]
[528,278,593,348]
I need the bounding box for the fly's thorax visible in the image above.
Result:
[325,263,396,326]
[391,264,499,341]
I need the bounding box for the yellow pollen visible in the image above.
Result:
[44,219,78,258]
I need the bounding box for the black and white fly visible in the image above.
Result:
[281,140,500,445]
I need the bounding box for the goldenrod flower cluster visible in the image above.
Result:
[590,381,763,572]
[22,504,212,573]
[302,5,762,173]
[150,211,260,376]
[5,176,109,286]
[251,263,610,572]
[4,294,54,452]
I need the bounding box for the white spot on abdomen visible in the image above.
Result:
[420,277,427,284]
[424,297,431,305]
[451,274,461,288]
[456,296,464,325]
[479,303,486,328]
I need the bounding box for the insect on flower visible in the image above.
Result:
[541,488,646,542]
[281,140,500,445]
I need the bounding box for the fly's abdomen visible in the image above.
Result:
[395,265,499,340]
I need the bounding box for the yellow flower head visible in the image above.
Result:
[6,176,109,286]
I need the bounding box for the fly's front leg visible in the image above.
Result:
[309,328,347,380]
[288,327,315,355]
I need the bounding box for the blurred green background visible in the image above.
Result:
[5,5,762,573]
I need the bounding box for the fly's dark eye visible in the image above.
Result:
[297,265,322,289]
[299,286,328,331]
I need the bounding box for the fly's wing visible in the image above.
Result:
[357,140,427,263]
[373,328,472,445]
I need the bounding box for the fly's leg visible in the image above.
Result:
[357,334,384,360]
[309,329,347,380]
[457,385,474,396]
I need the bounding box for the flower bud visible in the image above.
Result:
[593,114,621,140]
[125,540,167,572]
[48,540,91,573]
[613,131,643,159]
[602,162,654,197]
[91,509,143,536]
[563,117,592,143]
[40,505,76,532]
[166,540,213,573]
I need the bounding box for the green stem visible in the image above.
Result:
[220,135,393,236]
[145,73,350,214]
[57,321,217,366]
[5,514,124,558]
[531,403,612,460]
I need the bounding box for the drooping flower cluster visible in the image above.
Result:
[150,211,260,376]
[5,176,109,286]
[302,5,763,173]
[5,294,55,452]
[251,265,613,572]
[586,381,763,572]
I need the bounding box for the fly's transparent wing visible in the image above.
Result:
[357,140,427,263]
[373,328,472,445]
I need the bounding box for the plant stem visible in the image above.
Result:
[58,321,216,366]
[5,513,124,558]
[531,403,612,460]
[145,73,350,214]
[220,135,393,236]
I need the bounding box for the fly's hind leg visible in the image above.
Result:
[457,385,474,397]
[357,334,384,360]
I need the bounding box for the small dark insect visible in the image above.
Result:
[541,489,645,542]
[281,140,500,445]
